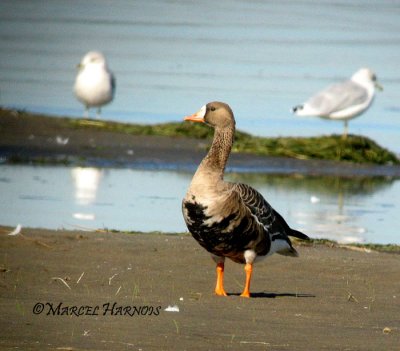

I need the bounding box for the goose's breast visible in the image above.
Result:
[182,196,262,260]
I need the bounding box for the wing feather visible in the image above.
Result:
[232,183,275,230]
[233,183,309,244]
[307,80,368,116]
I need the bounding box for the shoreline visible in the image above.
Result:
[1,108,400,177]
[2,225,399,253]
[1,227,399,350]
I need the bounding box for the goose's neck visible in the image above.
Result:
[197,125,234,179]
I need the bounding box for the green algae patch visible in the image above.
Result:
[71,118,398,164]
[233,133,399,165]
[2,108,398,165]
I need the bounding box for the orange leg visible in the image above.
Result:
[240,263,253,298]
[215,262,228,296]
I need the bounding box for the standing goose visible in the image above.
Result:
[182,102,310,298]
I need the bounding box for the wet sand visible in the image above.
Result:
[0,227,399,350]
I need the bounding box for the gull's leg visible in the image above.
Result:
[342,120,348,140]
[96,107,101,119]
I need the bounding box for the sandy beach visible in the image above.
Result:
[0,227,399,350]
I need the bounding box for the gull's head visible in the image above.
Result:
[77,51,108,71]
[351,68,383,91]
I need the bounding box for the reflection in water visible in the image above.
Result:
[71,167,103,221]
[71,167,103,205]
[0,165,398,244]
[73,213,96,221]
[227,173,397,244]
[294,208,367,244]
[227,173,395,197]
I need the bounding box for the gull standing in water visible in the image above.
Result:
[74,51,115,118]
[292,68,383,138]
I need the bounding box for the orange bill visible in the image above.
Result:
[184,105,206,123]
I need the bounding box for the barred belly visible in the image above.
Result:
[183,201,269,263]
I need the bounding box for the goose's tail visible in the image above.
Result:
[290,229,310,241]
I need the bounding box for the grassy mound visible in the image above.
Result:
[233,133,399,164]
[70,119,399,165]
[1,108,397,165]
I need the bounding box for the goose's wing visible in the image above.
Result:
[233,183,309,255]
[232,182,275,231]
[306,80,368,116]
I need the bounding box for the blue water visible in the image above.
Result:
[0,0,399,152]
[0,165,399,244]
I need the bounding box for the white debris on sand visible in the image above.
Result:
[56,136,69,145]
[164,305,180,312]
[8,224,22,236]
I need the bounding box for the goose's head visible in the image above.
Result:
[184,102,235,129]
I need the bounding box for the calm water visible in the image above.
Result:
[0,165,399,245]
[0,1,400,153]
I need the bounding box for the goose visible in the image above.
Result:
[182,102,310,297]
[292,68,383,138]
[74,51,115,119]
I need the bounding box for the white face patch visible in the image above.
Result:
[196,105,206,119]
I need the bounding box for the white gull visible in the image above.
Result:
[74,51,115,118]
[292,68,383,138]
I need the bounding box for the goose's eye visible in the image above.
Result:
[210,106,216,112]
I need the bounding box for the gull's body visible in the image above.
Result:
[292,68,382,137]
[74,51,115,118]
